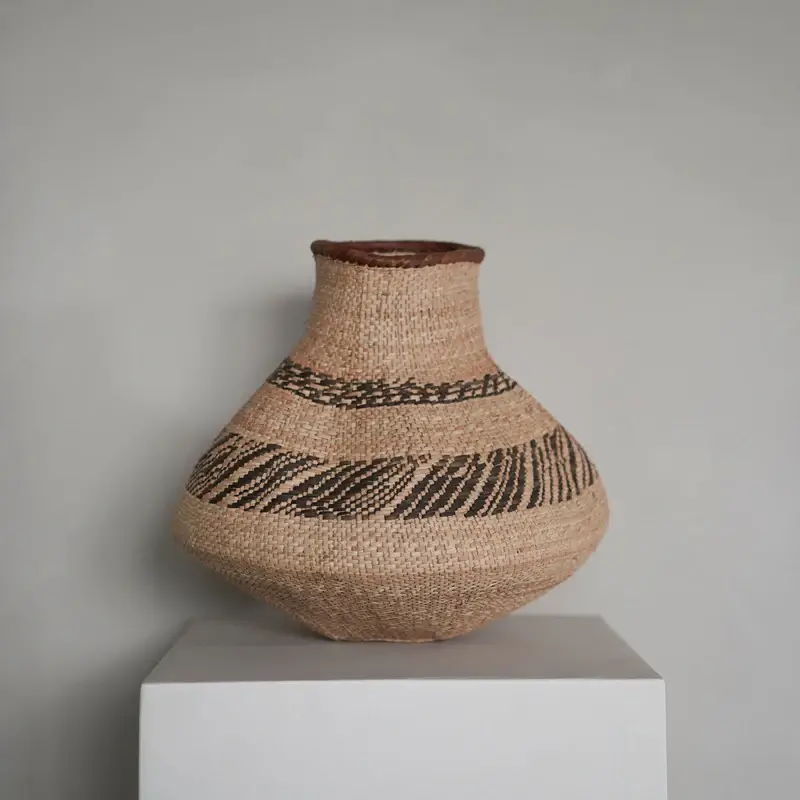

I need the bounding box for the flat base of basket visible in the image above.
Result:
[300,617,491,643]
[325,636,446,643]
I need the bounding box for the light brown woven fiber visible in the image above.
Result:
[173,239,610,641]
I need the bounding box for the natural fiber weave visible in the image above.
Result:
[174,240,609,641]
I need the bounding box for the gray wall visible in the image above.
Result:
[1,2,798,798]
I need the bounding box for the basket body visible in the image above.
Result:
[174,241,609,641]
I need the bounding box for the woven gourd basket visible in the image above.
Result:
[174,240,609,641]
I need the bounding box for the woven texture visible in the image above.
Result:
[174,240,609,641]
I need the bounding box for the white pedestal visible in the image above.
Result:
[140,616,667,799]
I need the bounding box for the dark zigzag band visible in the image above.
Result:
[266,359,517,409]
[186,428,597,520]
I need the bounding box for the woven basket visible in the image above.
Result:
[174,240,609,641]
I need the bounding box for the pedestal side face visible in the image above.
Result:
[140,679,667,800]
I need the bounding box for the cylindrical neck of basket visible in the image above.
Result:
[291,240,490,383]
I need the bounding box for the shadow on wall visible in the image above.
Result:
[39,288,313,800]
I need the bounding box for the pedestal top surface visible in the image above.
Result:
[144,615,660,685]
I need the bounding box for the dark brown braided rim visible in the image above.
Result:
[310,240,485,268]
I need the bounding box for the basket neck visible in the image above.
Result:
[287,256,492,383]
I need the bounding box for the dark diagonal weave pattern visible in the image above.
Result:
[266,359,517,408]
[187,428,597,520]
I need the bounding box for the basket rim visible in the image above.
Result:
[310,239,485,267]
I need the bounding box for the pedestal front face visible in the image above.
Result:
[140,616,668,800]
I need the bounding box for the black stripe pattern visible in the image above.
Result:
[187,427,598,520]
[266,359,517,409]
